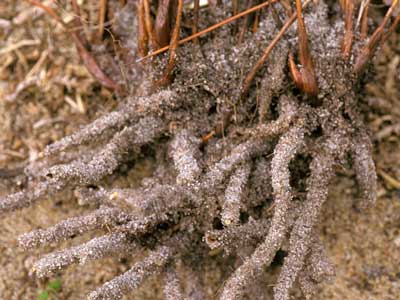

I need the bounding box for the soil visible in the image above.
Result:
[0,1,399,300]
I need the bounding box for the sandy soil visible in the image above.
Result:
[0,1,399,300]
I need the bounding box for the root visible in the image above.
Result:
[77,184,187,216]
[0,182,48,213]
[34,232,136,277]
[205,218,271,255]
[247,157,273,206]
[180,264,205,300]
[350,131,377,208]
[44,91,178,156]
[163,267,185,300]
[203,139,267,190]
[18,206,129,249]
[298,236,335,298]
[258,48,288,123]
[0,118,165,213]
[88,244,175,300]
[46,117,165,183]
[204,100,297,190]
[220,123,306,300]
[4,1,384,299]
[221,162,251,226]
[170,129,202,185]
[273,133,343,300]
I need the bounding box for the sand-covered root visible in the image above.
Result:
[3,0,398,300]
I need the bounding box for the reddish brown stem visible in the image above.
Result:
[70,0,120,91]
[201,131,216,143]
[192,0,200,44]
[155,0,175,48]
[98,0,107,41]
[143,0,157,49]
[238,0,254,43]
[381,15,400,45]
[288,0,318,96]
[232,0,239,15]
[360,2,369,39]
[138,0,149,57]
[71,35,120,91]
[339,0,346,11]
[139,0,279,61]
[269,0,283,27]
[157,0,184,86]
[252,9,260,33]
[341,0,355,59]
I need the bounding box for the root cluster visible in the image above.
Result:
[0,1,382,300]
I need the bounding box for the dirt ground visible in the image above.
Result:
[0,1,399,300]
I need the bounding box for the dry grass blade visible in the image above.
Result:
[354,0,399,73]
[28,0,121,92]
[0,39,40,55]
[71,0,121,91]
[26,0,64,24]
